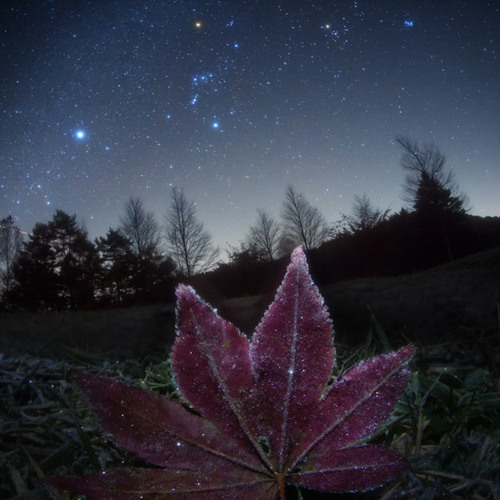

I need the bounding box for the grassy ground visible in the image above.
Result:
[2,247,499,360]
[1,248,499,498]
[0,305,176,364]
[1,323,498,499]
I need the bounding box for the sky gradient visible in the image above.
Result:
[1,0,499,248]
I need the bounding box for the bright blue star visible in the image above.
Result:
[212,121,220,129]
[75,129,86,140]
[403,20,414,27]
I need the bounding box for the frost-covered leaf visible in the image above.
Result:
[45,247,414,499]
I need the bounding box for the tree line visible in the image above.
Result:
[1,137,495,311]
[0,183,328,310]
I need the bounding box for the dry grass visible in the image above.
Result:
[2,249,499,498]
[1,323,498,499]
[0,305,175,364]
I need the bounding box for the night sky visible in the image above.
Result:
[1,1,499,248]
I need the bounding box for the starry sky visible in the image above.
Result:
[1,0,499,248]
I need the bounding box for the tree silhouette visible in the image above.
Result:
[225,241,266,268]
[11,211,98,309]
[396,136,469,212]
[247,209,283,261]
[349,194,390,232]
[164,187,219,277]
[120,197,162,262]
[0,215,23,300]
[413,171,467,216]
[54,211,99,308]
[281,185,328,252]
[96,228,135,304]
[11,223,57,309]
[397,137,469,262]
[120,197,163,298]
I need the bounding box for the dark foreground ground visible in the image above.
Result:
[1,247,499,499]
[2,246,499,363]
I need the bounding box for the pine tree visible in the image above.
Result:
[96,228,136,304]
[11,211,98,309]
[397,137,470,262]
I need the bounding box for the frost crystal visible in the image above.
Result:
[45,247,414,499]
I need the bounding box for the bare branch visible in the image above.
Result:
[164,188,219,276]
[396,136,469,210]
[120,197,161,261]
[350,194,390,231]
[247,209,283,261]
[281,186,328,252]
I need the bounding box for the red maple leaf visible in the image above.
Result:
[45,247,414,499]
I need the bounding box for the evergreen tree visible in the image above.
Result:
[397,137,470,262]
[96,228,136,304]
[10,222,57,309]
[11,210,98,309]
[396,136,469,214]
[414,171,466,216]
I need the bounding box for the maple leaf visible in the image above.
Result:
[45,247,414,499]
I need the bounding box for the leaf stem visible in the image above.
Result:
[278,473,286,500]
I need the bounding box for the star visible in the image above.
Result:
[1,0,497,248]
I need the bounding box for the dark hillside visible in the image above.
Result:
[1,246,499,362]
[219,246,500,346]
[191,213,500,303]
[310,213,500,285]
[321,245,500,345]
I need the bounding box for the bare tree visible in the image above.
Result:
[120,197,161,261]
[0,215,23,295]
[247,209,283,261]
[281,186,328,252]
[349,194,390,232]
[397,137,470,261]
[328,213,352,239]
[396,136,469,211]
[164,187,219,276]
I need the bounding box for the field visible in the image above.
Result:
[1,247,499,498]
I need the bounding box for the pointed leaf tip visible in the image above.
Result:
[49,248,414,499]
[289,344,415,470]
[172,279,262,460]
[250,243,334,469]
[175,282,194,302]
[291,245,306,264]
